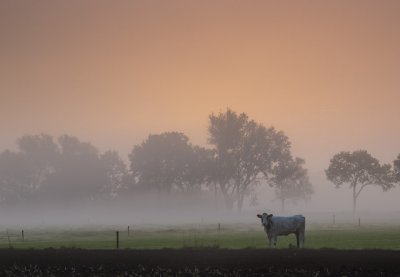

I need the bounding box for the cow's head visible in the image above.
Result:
[257,213,273,229]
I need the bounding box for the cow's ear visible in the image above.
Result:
[267,214,273,219]
[257,214,262,218]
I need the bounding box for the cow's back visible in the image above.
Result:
[271,215,305,236]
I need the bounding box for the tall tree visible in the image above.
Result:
[129,132,195,193]
[208,109,291,211]
[326,150,395,212]
[269,156,313,211]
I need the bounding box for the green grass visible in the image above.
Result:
[1,224,400,250]
[305,227,400,249]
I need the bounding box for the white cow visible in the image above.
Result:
[257,213,305,248]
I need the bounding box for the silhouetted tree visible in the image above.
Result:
[269,156,313,211]
[129,132,196,193]
[326,150,395,213]
[99,150,128,199]
[0,134,59,205]
[44,135,106,206]
[208,109,291,211]
[172,146,214,193]
[17,134,59,193]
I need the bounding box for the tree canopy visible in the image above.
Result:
[129,132,210,193]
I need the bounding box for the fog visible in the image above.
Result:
[1,182,400,228]
[1,1,400,228]
[2,188,400,228]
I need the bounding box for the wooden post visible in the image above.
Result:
[6,230,11,248]
[128,226,130,236]
[218,223,221,232]
[116,231,119,249]
[22,230,24,242]
[358,218,361,227]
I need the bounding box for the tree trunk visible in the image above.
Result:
[280,185,285,212]
[352,185,357,213]
[220,187,234,211]
[214,182,219,210]
[237,193,245,212]
[225,197,234,211]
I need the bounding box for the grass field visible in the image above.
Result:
[1,223,400,250]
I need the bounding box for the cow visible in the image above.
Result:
[257,213,305,248]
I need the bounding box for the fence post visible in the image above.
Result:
[358,218,361,227]
[218,223,221,232]
[116,231,119,249]
[22,230,24,242]
[333,214,335,225]
[6,230,11,248]
[128,225,130,236]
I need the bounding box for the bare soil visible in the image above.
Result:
[0,248,399,276]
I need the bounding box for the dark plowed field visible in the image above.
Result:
[0,249,399,276]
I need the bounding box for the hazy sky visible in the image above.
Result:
[1,0,400,174]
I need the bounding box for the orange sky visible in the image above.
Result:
[1,0,400,171]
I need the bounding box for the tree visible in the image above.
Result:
[44,135,106,205]
[394,154,400,183]
[173,146,214,193]
[325,150,395,213]
[0,134,59,205]
[17,134,59,192]
[208,109,291,211]
[269,156,313,211]
[0,134,122,207]
[99,150,129,199]
[129,132,195,193]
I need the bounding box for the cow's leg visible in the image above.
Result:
[273,236,277,248]
[299,231,305,248]
[295,231,300,248]
[268,237,272,248]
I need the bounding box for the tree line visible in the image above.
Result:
[1,109,399,213]
[0,109,313,212]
